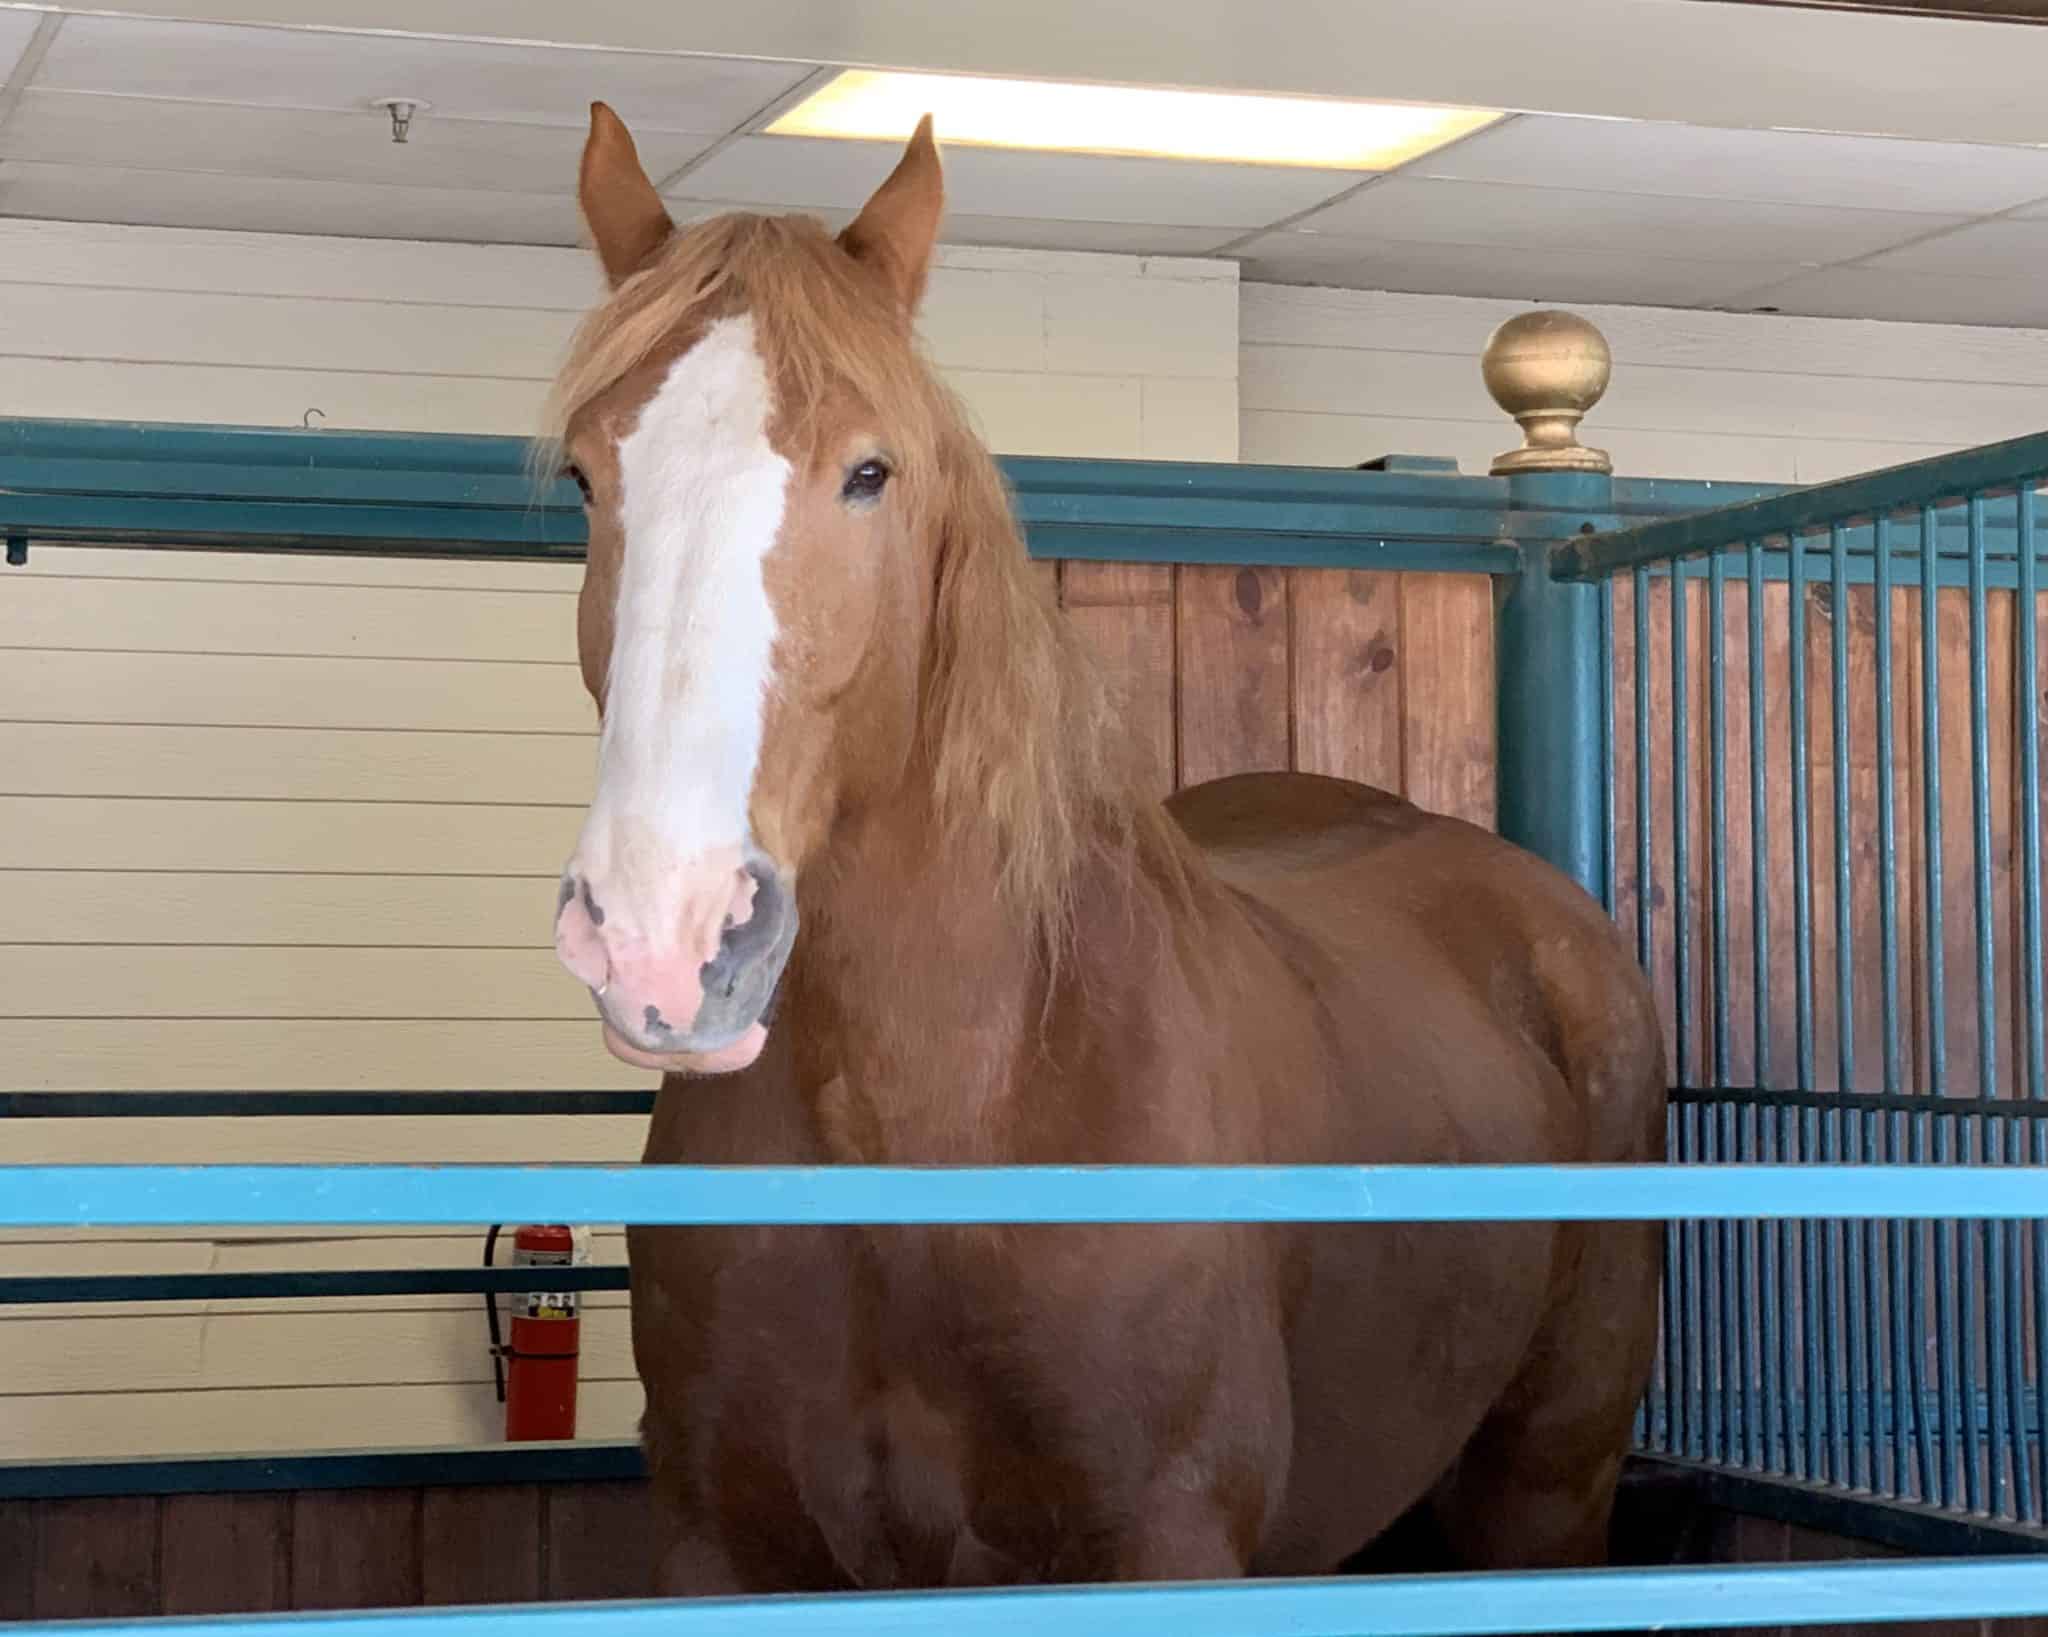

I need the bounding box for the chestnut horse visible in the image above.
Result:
[547,102,1666,1594]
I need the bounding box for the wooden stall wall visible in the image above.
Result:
[1057,561,1496,824]
[1612,567,2044,1103]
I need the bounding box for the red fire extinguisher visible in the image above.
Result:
[484,1224,581,1441]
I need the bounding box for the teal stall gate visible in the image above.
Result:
[6,352,2048,1628]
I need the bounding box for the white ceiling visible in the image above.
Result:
[7,6,2048,325]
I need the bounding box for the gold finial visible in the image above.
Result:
[1481,309,1612,477]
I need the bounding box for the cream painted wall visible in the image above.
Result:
[1239,282,2048,482]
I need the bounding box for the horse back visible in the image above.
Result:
[1166,771,1665,1166]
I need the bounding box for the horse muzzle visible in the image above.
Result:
[553,843,798,1075]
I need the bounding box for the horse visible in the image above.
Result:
[545,101,1667,1595]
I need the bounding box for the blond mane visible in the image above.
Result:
[544,212,1186,959]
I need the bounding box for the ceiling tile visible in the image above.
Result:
[2,92,715,194]
[673,135,1357,228]
[938,216,1236,256]
[0,162,581,245]
[1299,176,1953,265]
[33,16,811,132]
[0,7,42,83]
[1737,265,2048,328]
[1235,231,1802,307]
[1854,217,2048,278]
[1425,115,2048,217]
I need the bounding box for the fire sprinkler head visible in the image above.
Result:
[369,96,431,144]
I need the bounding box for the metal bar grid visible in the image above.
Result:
[1599,441,2048,1533]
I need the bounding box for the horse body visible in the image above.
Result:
[627,772,1663,1590]
[548,105,1666,1596]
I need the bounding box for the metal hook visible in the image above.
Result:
[302,407,326,429]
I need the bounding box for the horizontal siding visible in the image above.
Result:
[0,799,575,874]
[2,219,1238,1461]
[1240,282,2048,483]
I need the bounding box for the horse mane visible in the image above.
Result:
[543,212,1189,962]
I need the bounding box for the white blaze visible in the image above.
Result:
[569,313,790,952]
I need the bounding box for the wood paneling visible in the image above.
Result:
[31,1496,159,1618]
[421,1485,541,1606]
[1175,564,1291,787]
[291,1489,421,1610]
[161,1494,290,1615]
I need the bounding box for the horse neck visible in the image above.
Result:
[787,532,1187,1158]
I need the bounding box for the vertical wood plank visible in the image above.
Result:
[161,1494,288,1616]
[421,1485,542,1606]
[1806,579,1844,1093]
[1761,578,1801,1094]
[32,1496,159,1619]
[1289,568,1403,791]
[1397,572,1495,828]
[1061,561,1176,801]
[1718,574,1759,1090]
[543,1480,657,1602]
[0,1499,33,1620]
[1176,564,1290,790]
[290,1489,420,1611]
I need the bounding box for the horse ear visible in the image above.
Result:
[838,116,944,315]
[580,102,673,286]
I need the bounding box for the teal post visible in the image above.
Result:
[1481,309,1618,904]
[1495,467,1613,901]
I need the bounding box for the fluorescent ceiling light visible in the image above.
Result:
[767,69,1502,171]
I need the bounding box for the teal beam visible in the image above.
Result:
[12,1559,2048,1635]
[1557,428,2048,579]
[0,415,1770,574]
[1495,468,1613,898]
[5,1162,2048,1229]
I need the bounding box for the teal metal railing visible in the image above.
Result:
[1554,431,2048,1535]
[13,411,2048,1612]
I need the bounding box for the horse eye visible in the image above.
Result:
[562,464,593,504]
[841,459,891,503]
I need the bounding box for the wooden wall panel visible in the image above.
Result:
[543,1480,658,1602]
[161,1494,290,1615]
[1290,569,1403,789]
[1061,562,1176,799]
[1176,565,1291,787]
[421,1485,541,1606]
[1396,574,1496,827]
[290,1489,421,1610]
[31,1496,159,1618]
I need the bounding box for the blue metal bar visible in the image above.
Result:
[19,1559,2048,1636]
[2021,484,2048,1523]
[0,1441,647,1500]
[4,1163,2048,1228]
[1556,427,2048,577]
[1827,526,1858,1491]
[1,1090,657,1118]
[1602,576,1618,916]
[1708,549,1739,1468]
[1971,492,2006,1517]
[1875,515,1917,1501]
[0,1265,632,1304]
[1922,505,1961,1511]
[1494,469,1613,897]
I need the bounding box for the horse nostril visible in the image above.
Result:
[580,879,606,927]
